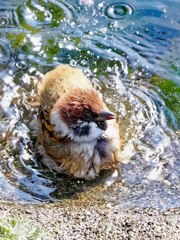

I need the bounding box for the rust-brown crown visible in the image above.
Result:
[51,88,104,126]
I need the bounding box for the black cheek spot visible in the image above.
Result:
[73,125,90,137]
[95,138,108,159]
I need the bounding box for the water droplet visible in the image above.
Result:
[105,3,134,20]
[71,22,76,28]
[14,61,28,70]
[98,2,104,9]
[70,59,77,66]
[79,0,94,7]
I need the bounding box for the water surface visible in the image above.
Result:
[0,0,180,211]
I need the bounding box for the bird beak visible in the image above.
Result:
[96,110,116,121]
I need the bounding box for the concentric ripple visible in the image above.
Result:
[16,0,67,32]
[105,3,134,19]
[0,8,16,28]
[14,61,28,70]
[0,16,9,26]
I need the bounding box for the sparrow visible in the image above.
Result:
[34,64,122,180]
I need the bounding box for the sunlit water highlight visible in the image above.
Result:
[0,0,180,211]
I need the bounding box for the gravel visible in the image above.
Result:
[0,195,180,239]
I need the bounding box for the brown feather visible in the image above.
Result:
[52,88,103,127]
[39,106,70,144]
[38,64,93,111]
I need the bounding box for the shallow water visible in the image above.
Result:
[0,0,180,211]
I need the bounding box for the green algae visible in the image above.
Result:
[0,217,50,240]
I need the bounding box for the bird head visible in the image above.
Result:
[50,88,115,143]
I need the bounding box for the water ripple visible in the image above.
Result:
[14,61,28,70]
[0,16,10,26]
[0,7,17,28]
[16,0,67,32]
[105,2,134,20]
[0,0,180,210]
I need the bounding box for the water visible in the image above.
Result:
[0,0,180,211]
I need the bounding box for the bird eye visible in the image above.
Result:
[83,114,91,121]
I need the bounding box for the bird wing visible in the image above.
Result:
[39,106,70,144]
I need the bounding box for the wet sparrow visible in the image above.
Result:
[34,64,121,180]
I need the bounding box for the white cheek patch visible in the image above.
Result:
[89,121,102,139]
[72,122,102,143]
[50,110,70,137]
[51,111,103,145]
